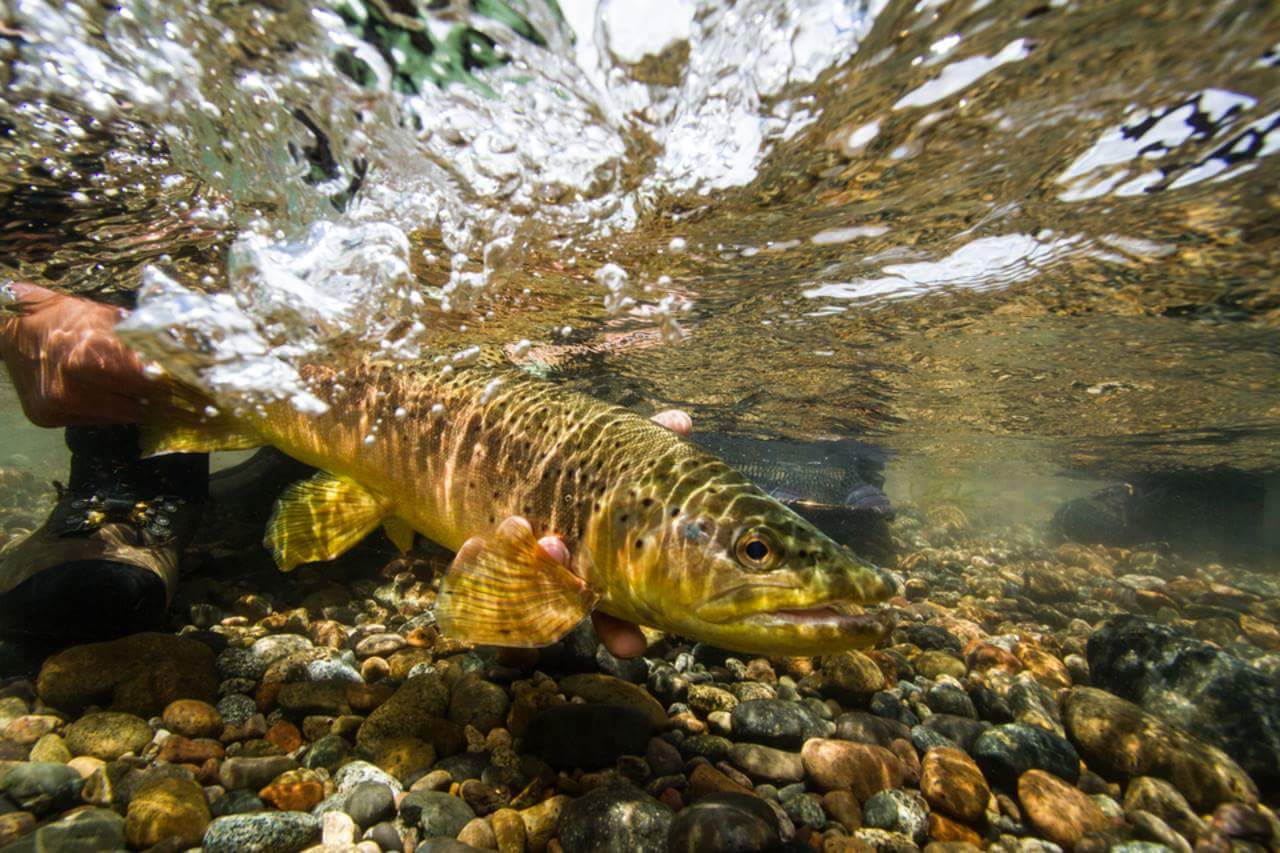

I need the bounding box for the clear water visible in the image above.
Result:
[2,0,1278,564]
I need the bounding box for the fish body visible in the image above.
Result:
[154,353,895,655]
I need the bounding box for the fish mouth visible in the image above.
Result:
[746,600,895,636]
[696,582,896,640]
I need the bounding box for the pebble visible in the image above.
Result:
[63,712,153,760]
[559,673,669,727]
[863,788,930,845]
[1122,776,1206,841]
[457,816,496,848]
[0,812,36,846]
[914,650,968,680]
[28,733,70,763]
[1017,769,1109,848]
[686,684,739,715]
[0,762,83,815]
[972,723,1080,787]
[1,806,124,851]
[219,754,299,791]
[346,779,397,828]
[557,783,673,853]
[124,775,212,849]
[203,811,320,853]
[835,711,911,747]
[782,791,827,830]
[801,739,905,800]
[730,699,833,749]
[518,794,569,853]
[448,674,512,733]
[334,760,404,794]
[920,747,990,825]
[355,673,450,755]
[727,742,805,784]
[819,650,886,703]
[399,790,476,837]
[162,699,224,739]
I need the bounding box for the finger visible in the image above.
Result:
[651,409,692,436]
[592,611,647,659]
[536,534,570,566]
[2,281,59,311]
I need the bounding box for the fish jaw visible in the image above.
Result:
[687,562,898,655]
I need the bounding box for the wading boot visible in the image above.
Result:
[0,426,206,640]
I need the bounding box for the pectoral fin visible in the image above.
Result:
[265,472,389,571]
[435,517,600,647]
[383,517,416,553]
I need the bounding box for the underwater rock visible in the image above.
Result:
[36,633,217,716]
[920,747,990,825]
[666,791,781,853]
[1017,769,1109,849]
[63,712,152,761]
[731,698,833,748]
[1087,615,1280,795]
[202,811,319,853]
[972,723,1080,788]
[862,788,929,845]
[399,789,475,837]
[1,762,83,816]
[1062,687,1258,810]
[557,783,673,853]
[0,807,124,851]
[124,775,211,849]
[801,739,905,800]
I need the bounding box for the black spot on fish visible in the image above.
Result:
[635,539,644,550]
[642,498,653,507]
[670,507,679,517]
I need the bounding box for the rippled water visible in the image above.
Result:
[2,0,1278,559]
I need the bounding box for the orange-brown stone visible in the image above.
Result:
[266,720,303,753]
[258,779,325,811]
[1018,769,1108,849]
[801,739,904,800]
[928,812,984,844]
[920,747,990,825]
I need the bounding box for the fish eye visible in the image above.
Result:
[735,529,778,570]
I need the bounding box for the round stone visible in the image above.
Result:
[1017,769,1108,849]
[558,784,673,853]
[920,747,990,825]
[162,699,224,739]
[64,712,153,761]
[346,780,396,828]
[202,812,320,853]
[399,790,475,837]
[972,723,1080,787]
[730,699,833,749]
[862,788,929,845]
[124,776,211,849]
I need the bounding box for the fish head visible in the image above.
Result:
[649,464,898,656]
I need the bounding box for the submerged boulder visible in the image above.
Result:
[1062,687,1257,810]
[1087,615,1280,795]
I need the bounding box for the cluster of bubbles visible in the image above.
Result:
[3,0,877,410]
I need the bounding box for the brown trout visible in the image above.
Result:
[149,352,895,655]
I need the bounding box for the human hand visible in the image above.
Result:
[541,408,692,659]
[0,282,159,427]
